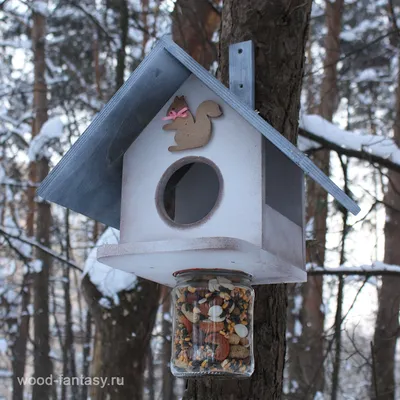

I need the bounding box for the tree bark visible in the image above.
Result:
[81,310,92,400]
[331,131,350,400]
[31,2,53,399]
[147,344,155,400]
[183,1,312,398]
[11,274,31,400]
[371,52,400,400]
[171,0,220,71]
[8,170,33,398]
[116,0,129,90]
[61,209,77,400]
[331,275,344,400]
[161,286,174,400]
[140,0,150,59]
[82,275,160,400]
[288,1,344,398]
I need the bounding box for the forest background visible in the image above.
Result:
[1,0,400,399]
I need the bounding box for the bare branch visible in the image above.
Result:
[0,227,82,272]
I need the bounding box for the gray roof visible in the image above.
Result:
[38,37,360,228]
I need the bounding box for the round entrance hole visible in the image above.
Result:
[157,158,222,226]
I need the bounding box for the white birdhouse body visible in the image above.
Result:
[120,75,263,247]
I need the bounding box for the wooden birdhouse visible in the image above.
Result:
[38,37,360,378]
[38,37,359,287]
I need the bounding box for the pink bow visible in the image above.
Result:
[162,107,188,121]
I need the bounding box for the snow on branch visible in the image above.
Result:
[0,39,31,49]
[298,114,400,173]
[0,113,30,148]
[307,261,400,276]
[28,117,64,161]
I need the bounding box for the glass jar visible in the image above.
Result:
[170,269,255,377]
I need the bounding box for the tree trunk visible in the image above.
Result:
[116,0,129,90]
[371,52,400,400]
[161,286,174,400]
[31,3,53,399]
[288,1,343,398]
[171,0,220,71]
[82,7,161,395]
[183,1,312,398]
[10,161,32,398]
[331,275,344,400]
[331,123,350,400]
[140,0,150,59]
[90,328,102,400]
[12,109,37,400]
[81,310,92,400]
[147,344,155,400]
[62,209,77,400]
[88,222,102,400]
[82,275,160,400]
[11,274,31,400]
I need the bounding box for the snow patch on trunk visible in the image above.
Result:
[83,228,137,306]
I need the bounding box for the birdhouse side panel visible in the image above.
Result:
[262,138,305,272]
[262,204,305,272]
[120,74,263,247]
[263,138,304,228]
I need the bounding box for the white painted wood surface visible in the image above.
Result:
[263,204,304,268]
[119,74,264,247]
[97,237,306,287]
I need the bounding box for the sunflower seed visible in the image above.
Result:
[234,324,249,338]
[208,305,223,318]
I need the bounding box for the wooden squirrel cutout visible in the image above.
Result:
[162,96,223,152]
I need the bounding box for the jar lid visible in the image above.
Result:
[173,268,252,280]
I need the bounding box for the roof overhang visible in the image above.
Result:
[38,37,360,229]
